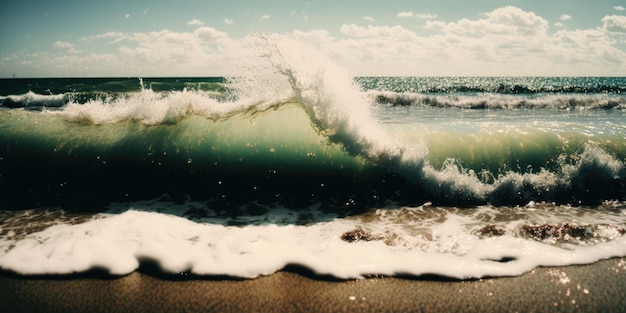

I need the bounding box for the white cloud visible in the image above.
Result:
[86,32,127,44]
[53,41,75,49]
[326,6,624,76]
[425,6,548,36]
[292,29,333,46]
[260,15,271,20]
[224,18,234,25]
[397,11,436,20]
[91,32,126,39]
[602,15,626,33]
[362,16,375,22]
[416,13,437,20]
[560,14,572,21]
[397,12,436,20]
[44,27,234,76]
[187,19,205,26]
[6,6,626,77]
[111,28,236,76]
[340,24,417,40]
[53,41,81,54]
[552,27,626,67]
[124,14,131,19]
[615,6,625,11]
[193,27,228,42]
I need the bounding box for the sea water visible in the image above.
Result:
[0,35,625,279]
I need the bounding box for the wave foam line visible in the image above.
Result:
[420,144,625,205]
[371,91,626,109]
[1,208,625,279]
[0,92,68,108]
[47,87,294,126]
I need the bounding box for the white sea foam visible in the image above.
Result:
[1,205,625,279]
[369,90,626,109]
[237,34,408,161]
[51,89,284,125]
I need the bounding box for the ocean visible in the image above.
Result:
[1,36,625,279]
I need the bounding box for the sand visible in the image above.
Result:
[1,257,625,313]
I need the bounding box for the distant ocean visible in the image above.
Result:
[1,36,625,279]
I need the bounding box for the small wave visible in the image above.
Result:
[357,77,626,95]
[48,88,290,126]
[0,92,68,108]
[415,144,626,206]
[370,91,626,109]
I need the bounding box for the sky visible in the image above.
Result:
[1,0,626,77]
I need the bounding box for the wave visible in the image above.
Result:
[0,77,229,109]
[1,34,626,280]
[0,34,625,210]
[5,89,624,112]
[0,91,68,108]
[49,88,260,125]
[1,104,624,209]
[0,77,227,96]
[370,90,626,109]
[357,76,626,95]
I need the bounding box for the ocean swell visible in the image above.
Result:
[0,39,625,209]
[0,92,68,108]
[371,90,626,109]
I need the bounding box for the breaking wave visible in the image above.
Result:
[371,90,626,109]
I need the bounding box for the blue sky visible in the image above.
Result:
[1,0,625,77]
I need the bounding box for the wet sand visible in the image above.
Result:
[1,257,625,313]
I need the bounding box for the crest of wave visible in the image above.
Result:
[232,34,497,202]
[51,83,294,125]
[50,78,290,125]
[233,33,426,164]
[53,88,232,125]
[51,33,495,203]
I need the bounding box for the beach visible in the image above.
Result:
[1,257,624,313]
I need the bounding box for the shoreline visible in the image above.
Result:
[1,257,625,312]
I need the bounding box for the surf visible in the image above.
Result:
[1,202,625,279]
[1,35,625,209]
[1,34,626,280]
[370,90,626,109]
